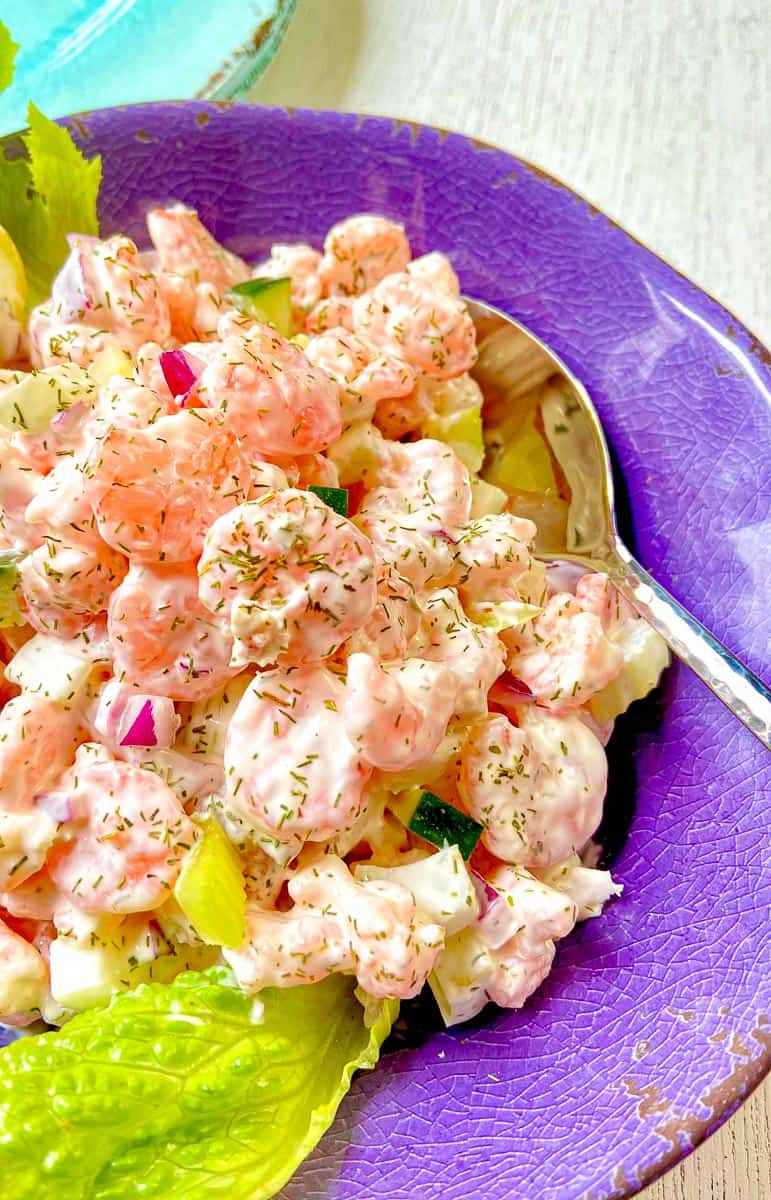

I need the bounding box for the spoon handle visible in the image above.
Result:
[610,542,771,749]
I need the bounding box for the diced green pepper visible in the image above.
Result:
[227,275,292,337]
[308,485,349,516]
[174,818,247,948]
[407,790,483,861]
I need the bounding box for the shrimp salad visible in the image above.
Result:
[0,207,669,1029]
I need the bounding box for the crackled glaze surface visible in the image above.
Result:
[20,104,771,1199]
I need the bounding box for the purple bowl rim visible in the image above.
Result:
[2,97,769,1198]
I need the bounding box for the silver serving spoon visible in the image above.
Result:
[466,297,771,749]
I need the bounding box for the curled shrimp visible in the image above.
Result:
[454,513,538,604]
[108,561,238,701]
[29,235,171,368]
[305,294,355,334]
[356,492,456,591]
[318,214,411,296]
[25,457,100,545]
[0,694,81,810]
[406,251,460,296]
[346,563,421,660]
[343,652,456,771]
[0,431,48,551]
[457,709,607,867]
[372,382,434,440]
[198,490,377,668]
[0,916,49,1016]
[223,665,372,863]
[353,272,476,379]
[417,587,505,718]
[157,276,231,342]
[49,747,196,913]
[254,242,323,320]
[146,205,250,291]
[90,374,174,433]
[224,855,443,999]
[19,537,127,639]
[369,438,472,532]
[304,326,416,426]
[506,592,623,712]
[83,408,250,562]
[189,313,342,456]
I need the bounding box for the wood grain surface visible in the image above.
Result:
[250,4,771,1197]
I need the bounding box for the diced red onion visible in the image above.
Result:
[34,790,75,823]
[470,868,499,915]
[429,528,458,544]
[119,698,157,747]
[488,673,536,719]
[94,680,179,749]
[159,349,205,406]
[546,560,588,596]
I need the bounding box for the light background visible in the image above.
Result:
[251,3,771,1198]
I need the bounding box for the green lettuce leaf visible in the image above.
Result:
[0,20,18,94]
[0,101,101,308]
[0,967,398,1199]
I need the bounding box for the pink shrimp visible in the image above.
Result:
[407,251,460,296]
[370,438,473,532]
[0,868,58,921]
[18,538,127,639]
[157,275,231,342]
[0,694,81,810]
[188,313,342,456]
[223,665,372,863]
[0,431,48,551]
[49,748,196,913]
[0,916,49,1016]
[254,242,323,320]
[224,855,443,999]
[24,458,100,546]
[574,572,638,631]
[108,561,238,701]
[506,592,623,712]
[453,513,538,604]
[417,587,506,718]
[372,382,434,440]
[288,453,340,489]
[29,235,171,368]
[343,652,457,771]
[90,374,174,432]
[318,214,411,296]
[83,409,250,562]
[533,857,622,921]
[146,204,250,291]
[457,708,607,867]
[304,326,416,426]
[305,294,355,334]
[346,563,421,660]
[198,491,377,668]
[356,492,456,591]
[353,272,476,379]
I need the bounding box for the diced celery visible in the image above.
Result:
[406,791,483,861]
[484,410,558,495]
[227,276,292,337]
[0,553,23,628]
[470,476,507,517]
[0,362,96,435]
[5,632,94,701]
[354,845,480,935]
[423,406,485,473]
[589,621,670,722]
[327,421,385,485]
[467,600,542,631]
[428,925,493,1026]
[308,485,349,516]
[174,818,247,949]
[177,672,252,760]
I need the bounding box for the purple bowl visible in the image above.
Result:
[13,102,771,1199]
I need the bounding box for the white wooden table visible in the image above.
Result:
[251,3,771,1197]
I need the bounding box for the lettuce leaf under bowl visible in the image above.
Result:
[0,966,397,1200]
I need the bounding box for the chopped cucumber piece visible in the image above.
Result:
[227,275,292,337]
[423,406,485,473]
[467,599,542,631]
[406,790,483,861]
[470,476,507,517]
[49,920,158,1012]
[5,632,94,701]
[590,620,670,722]
[0,362,96,435]
[0,552,23,628]
[484,410,558,495]
[308,485,349,516]
[354,845,480,935]
[174,818,246,949]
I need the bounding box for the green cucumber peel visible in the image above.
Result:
[408,790,483,860]
[308,485,349,516]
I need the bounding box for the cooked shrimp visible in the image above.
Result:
[356,492,456,590]
[0,868,58,920]
[353,272,476,379]
[83,408,249,562]
[90,374,174,432]
[223,665,372,863]
[19,538,127,639]
[0,694,81,810]
[346,563,421,660]
[0,432,48,552]
[453,513,537,603]
[372,382,433,440]
[157,276,231,342]
[288,452,340,489]
[574,572,637,630]
[29,235,171,368]
[254,243,323,320]
[198,490,377,668]
[318,214,411,296]
[24,458,100,545]
[224,855,443,999]
[417,588,505,718]
[305,326,416,426]
[407,251,460,296]
[305,295,355,334]
[457,709,607,866]
[343,652,457,771]
[146,204,250,291]
[370,438,473,532]
[0,916,49,1015]
[108,561,238,701]
[189,314,342,456]
[50,748,196,913]
[506,592,623,712]
[533,856,623,921]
